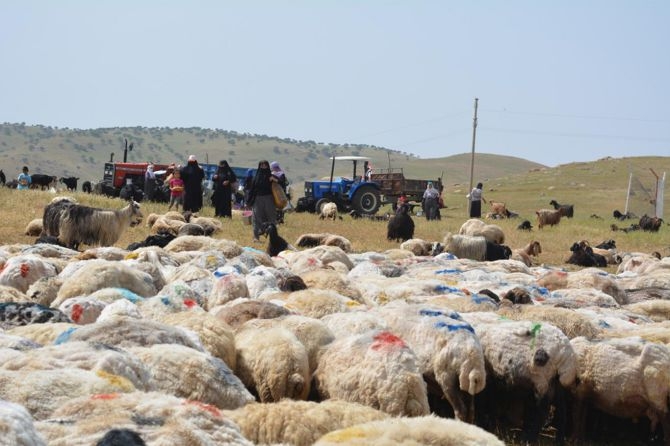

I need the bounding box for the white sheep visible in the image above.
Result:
[570,336,670,444]
[234,324,310,402]
[375,301,486,422]
[319,202,339,220]
[284,288,365,318]
[442,233,487,261]
[35,391,254,446]
[314,329,430,417]
[0,255,59,294]
[128,343,254,409]
[313,414,505,445]
[320,311,389,339]
[0,400,46,446]
[223,399,388,446]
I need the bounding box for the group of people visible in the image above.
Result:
[415,180,486,220]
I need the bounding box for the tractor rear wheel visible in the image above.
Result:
[352,187,381,214]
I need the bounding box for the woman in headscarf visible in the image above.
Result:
[270,161,289,223]
[468,182,486,218]
[180,155,205,212]
[144,164,156,201]
[422,181,440,221]
[247,160,277,242]
[212,160,237,218]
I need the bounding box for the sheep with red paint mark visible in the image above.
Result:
[314,329,430,417]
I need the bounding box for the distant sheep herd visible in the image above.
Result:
[1,184,670,445]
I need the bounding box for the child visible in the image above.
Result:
[167,169,184,211]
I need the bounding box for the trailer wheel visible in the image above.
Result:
[353,187,381,214]
[315,198,331,214]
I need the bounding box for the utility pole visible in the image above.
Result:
[468,98,479,215]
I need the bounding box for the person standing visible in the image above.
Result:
[212,160,237,218]
[17,166,31,190]
[468,182,486,218]
[144,164,157,201]
[181,155,205,212]
[247,160,277,242]
[167,169,184,211]
[270,161,288,223]
[422,182,440,220]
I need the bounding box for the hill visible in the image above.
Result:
[0,123,544,186]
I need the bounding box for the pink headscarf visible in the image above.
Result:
[270,161,284,177]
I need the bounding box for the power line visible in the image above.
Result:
[481,126,670,143]
[480,108,670,124]
[344,110,469,141]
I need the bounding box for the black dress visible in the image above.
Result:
[181,162,205,212]
[212,167,237,217]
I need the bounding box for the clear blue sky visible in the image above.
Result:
[1,1,668,167]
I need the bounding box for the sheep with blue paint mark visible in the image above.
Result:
[374,301,486,423]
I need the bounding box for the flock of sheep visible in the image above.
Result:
[1,195,670,445]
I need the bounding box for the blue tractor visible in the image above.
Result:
[296,156,382,215]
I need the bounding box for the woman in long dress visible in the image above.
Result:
[212,160,237,218]
[181,155,205,212]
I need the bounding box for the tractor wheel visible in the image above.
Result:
[353,187,381,214]
[315,198,331,214]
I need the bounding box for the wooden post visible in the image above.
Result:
[468,98,479,215]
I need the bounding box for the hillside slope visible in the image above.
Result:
[0,123,543,186]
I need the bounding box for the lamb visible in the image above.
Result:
[314,329,430,417]
[570,336,670,444]
[319,202,339,220]
[386,204,414,242]
[550,199,574,218]
[234,324,311,402]
[57,201,144,250]
[223,399,388,446]
[536,208,562,229]
[313,415,505,446]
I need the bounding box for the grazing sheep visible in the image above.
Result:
[314,329,430,417]
[386,204,415,242]
[497,304,600,339]
[570,336,670,444]
[319,202,339,220]
[235,324,310,402]
[313,415,505,446]
[472,320,577,443]
[57,201,143,250]
[550,199,574,218]
[223,399,388,446]
[536,208,562,229]
[375,302,486,423]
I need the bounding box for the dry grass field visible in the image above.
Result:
[2,156,668,269]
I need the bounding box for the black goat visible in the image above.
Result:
[96,428,146,446]
[517,220,533,231]
[260,222,292,257]
[613,209,637,220]
[567,242,607,267]
[386,204,414,242]
[31,174,57,190]
[639,214,663,232]
[595,239,616,250]
[126,231,176,251]
[0,169,5,185]
[82,180,92,193]
[485,242,512,261]
[549,200,574,218]
[59,176,79,191]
